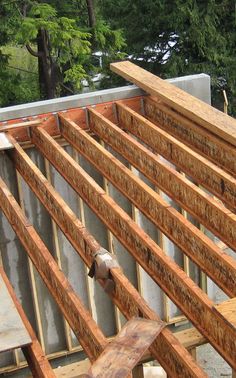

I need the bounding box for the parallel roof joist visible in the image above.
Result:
[1,62,236,376]
[26,125,236,370]
[6,137,204,377]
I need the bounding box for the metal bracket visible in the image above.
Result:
[0,133,14,151]
[88,248,119,294]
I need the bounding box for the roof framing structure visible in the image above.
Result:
[0,61,236,377]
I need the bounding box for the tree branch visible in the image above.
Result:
[26,43,42,58]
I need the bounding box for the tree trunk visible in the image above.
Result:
[86,0,96,28]
[37,28,56,99]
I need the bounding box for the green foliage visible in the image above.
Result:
[99,0,236,114]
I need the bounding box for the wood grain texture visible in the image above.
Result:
[213,298,236,330]
[144,97,236,177]
[87,318,165,378]
[31,126,236,370]
[110,61,236,146]
[8,137,205,377]
[0,176,107,361]
[63,111,236,300]
[0,272,31,352]
[87,106,236,252]
[116,102,236,211]
[0,267,55,378]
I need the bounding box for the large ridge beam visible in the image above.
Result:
[7,138,205,378]
[60,113,236,299]
[110,61,236,147]
[116,102,236,211]
[85,108,236,253]
[144,97,236,177]
[30,126,236,370]
[0,267,56,378]
[0,176,107,361]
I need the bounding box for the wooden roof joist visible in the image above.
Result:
[58,112,236,299]
[115,101,236,211]
[6,137,205,377]
[15,125,234,370]
[0,176,107,361]
[83,107,236,252]
[1,62,236,377]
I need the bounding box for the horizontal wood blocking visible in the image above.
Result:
[86,107,236,252]
[143,96,236,177]
[30,126,236,370]
[61,112,236,299]
[7,138,205,378]
[115,102,236,211]
[0,267,55,378]
[0,176,107,361]
[110,61,236,147]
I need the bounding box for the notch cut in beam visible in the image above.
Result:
[110,61,236,147]
[0,176,107,361]
[7,138,206,378]
[30,126,236,370]
[144,97,236,177]
[0,267,56,378]
[86,107,236,253]
[116,102,236,211]
[61,112,236,300]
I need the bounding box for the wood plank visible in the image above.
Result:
[115,102,236,211]
[213,298,236,330]
[7,138,205,378]
[0,272,31,352]
[53,327,207,378]
[0,267,56,378]
[0,176,107,361]
[61,113,236,300]
[88,318,164,378]
[87,318,165,378]
[110,61,236,147]
[0,119,41,132]
[30,126,236,370]
[144,97,236,177]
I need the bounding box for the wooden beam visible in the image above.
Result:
[0,119,41,132]
[7,138,205,378]
[213,298,236,329]
[30,126,236,370]
[60,113,236,299]
[87,107,236,250]
[0,267,56,378]
[0,176,107,361]
[144,97,236,177]
[110,61,236,147]
[87,318,165,378]
[53,327,207,378]
[115,102,236,211]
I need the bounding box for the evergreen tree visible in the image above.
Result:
[99,0,236,113]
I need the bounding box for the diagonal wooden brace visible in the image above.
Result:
[82,318,166,378]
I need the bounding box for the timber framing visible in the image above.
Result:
[0,61,236,377]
